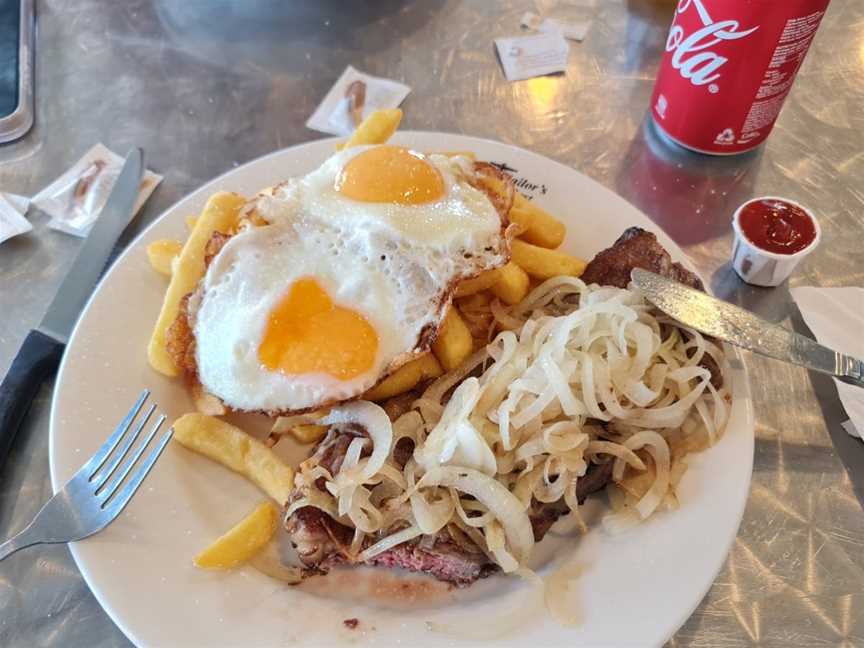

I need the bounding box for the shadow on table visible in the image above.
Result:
[151,0,446,72]
[709,263,798,325]
[710,272,864,508]
[788,306,864,509]
[616,116,763,247]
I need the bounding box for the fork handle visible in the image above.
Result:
[0,524,41,562]
[0,329,65,471]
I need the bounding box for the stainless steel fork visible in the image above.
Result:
[0,389,173,561]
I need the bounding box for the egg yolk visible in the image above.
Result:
[336,146,445,205]
[258,278,378,381]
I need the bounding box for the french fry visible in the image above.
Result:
[491,262,530,305]
[337,108,402,150]
[455,268,502,298]
[185,214,197,231]
[364,353,443,401]
[417,352,445,379]
[432,307,473,371]
[455,291,495,350]
[193,501,279,570]
[148,192,246,376]
[510,239,586,280]
[173,413,295,504]
[146,239,183,276]
[288,424,328,445]
[509,193,566,249]
[456,291,492,310]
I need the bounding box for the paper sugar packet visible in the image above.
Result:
[791,286,864,440]
[495,31,569,82]
[31,143,162,238]
[307,66,411,137]
[0,192,32,244]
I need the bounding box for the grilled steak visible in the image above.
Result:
[284,425,614,587]
[367,534,496,585]
[285,504,496,586]
[581,227,703,291]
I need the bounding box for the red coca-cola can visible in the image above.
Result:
[650,0,831,155]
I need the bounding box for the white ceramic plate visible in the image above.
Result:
[50,133,754,648]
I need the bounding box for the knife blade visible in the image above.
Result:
[0,149,144,471]
[631,268,864,388]
[38,149,144,342]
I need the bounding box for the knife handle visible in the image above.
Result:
[836,354,864,389]
[0,330,65,471]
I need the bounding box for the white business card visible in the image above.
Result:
[494,32,570,82]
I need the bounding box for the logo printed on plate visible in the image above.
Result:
[488,161,548,198]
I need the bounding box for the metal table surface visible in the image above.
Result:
[1,1,862,646]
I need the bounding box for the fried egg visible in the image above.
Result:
[192,146,509,413]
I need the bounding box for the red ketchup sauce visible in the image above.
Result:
[738,199,816,255]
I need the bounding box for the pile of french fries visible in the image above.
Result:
[145,109,586,570]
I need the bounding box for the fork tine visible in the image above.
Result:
[81,389,149,478]
[103,427,174,516]
[92,403,155,490]
[99,414,166,504]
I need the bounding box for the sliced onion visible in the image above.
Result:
[484,520,519,573]
[415,378,497,476]
[285,490,340,521]
[452,490,494,528]
[415,466,534,565]
[350,527,365,555]
[393,410,424,443]
[357,525,422,562]
[410,488,454,535]
[586,440,646,472]
[490,298,523,330]
[619,431,671,519]
[323,401,392,482]
[346,485,385,533]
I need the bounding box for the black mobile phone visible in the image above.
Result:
[0,0,33,143]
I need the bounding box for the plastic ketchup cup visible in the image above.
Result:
[731,196,820,287]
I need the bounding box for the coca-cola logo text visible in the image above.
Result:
[666,0,759,91]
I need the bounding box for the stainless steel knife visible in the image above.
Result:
[0,149,144,469]
[631,268,864,388]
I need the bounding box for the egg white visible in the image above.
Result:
[256,146,504,261]
[192,146,509,413]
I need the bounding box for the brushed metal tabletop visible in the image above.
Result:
[1,1,862,646]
